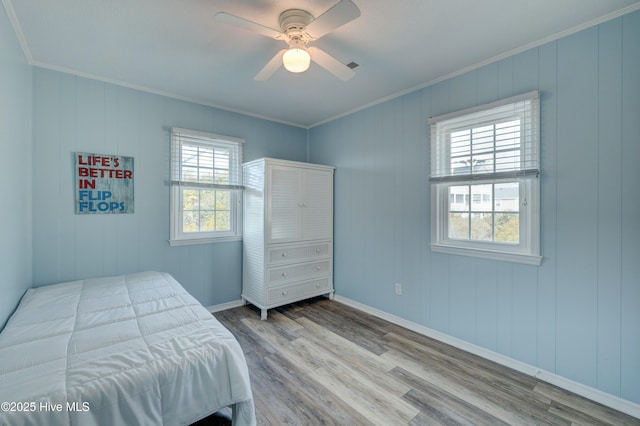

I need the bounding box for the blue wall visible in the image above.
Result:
[309,11,640,405]
[31,68,308,307]
[0,5,33,328]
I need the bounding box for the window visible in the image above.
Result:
[170,128,243,245]
[429,91,541,265]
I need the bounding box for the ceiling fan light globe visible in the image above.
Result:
[283,48,311,73]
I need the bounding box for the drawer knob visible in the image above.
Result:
[315,248,321,253]
[282,252,287,257]
[316,266,321,270]
[282,290,287,296]
[315,283,320,288]
[282,272,287,277]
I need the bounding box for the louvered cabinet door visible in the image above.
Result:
[301,168,333,241]
[267,165,303,244]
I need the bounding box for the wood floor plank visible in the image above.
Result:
[384,331,555,411]
[295,316,397,372]
[255,351,370,426]
[213,308,274,355]
[387,355,514,426]
[213,299,639,426]
[282,298,390,355]
[262,308,305,335]
[308,366,419,425]
[384,323,539,391]
[292,338,417,412]
[381,346,568,425]
[244,354,302,425]
[547,401,620,426]
[241,316,324,374]
[401,385,508,426]
[534,382,640,426]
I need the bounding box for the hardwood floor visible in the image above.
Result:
[214,297,639,426]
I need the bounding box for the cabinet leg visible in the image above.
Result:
[260,309,268,321]
[329,292,335,300]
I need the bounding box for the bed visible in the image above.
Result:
[0,271,255,426]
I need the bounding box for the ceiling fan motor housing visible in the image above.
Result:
[279,9,313,45]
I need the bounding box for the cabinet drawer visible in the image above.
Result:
[267,260,331,286]
[267,278,332,305]
[267,242,331,266]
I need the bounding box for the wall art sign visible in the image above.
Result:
[74,152,134,214]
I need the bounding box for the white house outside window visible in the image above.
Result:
[170,128,243,246]
[429,91,541,265]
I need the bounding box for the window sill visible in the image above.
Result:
[430,243,542,266]
[169,235,242,246]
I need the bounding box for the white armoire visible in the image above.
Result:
[242,158,334,320]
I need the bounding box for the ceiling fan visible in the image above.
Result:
[214,0,361,81]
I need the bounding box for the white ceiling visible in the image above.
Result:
[4,0,640,127]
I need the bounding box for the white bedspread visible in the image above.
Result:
[0,271,255,426]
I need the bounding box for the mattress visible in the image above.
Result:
[0,271,255,426]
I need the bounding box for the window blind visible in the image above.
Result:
[171,128,244,190]
[429,91,539,183]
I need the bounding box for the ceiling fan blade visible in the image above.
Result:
[255,49,286,81]
[214,12,281,39]
[305,0,361,39]
[308,47,355,81]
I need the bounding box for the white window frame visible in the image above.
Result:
[429,91,542,265]
[169,128,244,246]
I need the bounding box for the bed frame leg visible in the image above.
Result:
[260,309,268,320]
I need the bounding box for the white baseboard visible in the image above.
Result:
[333,294,640,420]
[207,299,245,313]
